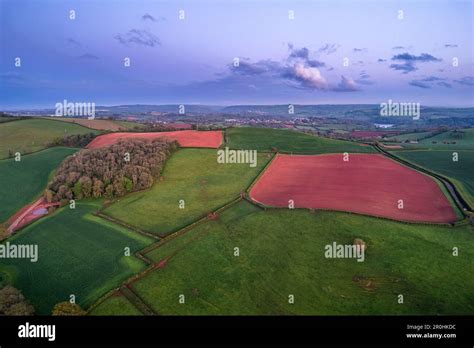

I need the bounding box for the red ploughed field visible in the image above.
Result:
[86,130,223,149]
[7,198,60,235]
[250,154,457,223]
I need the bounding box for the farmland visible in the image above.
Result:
[0,147,78,224]
[349,130,399,139]
[392,149,474,207]
[0,118,99,159]
[89,292,142,316]
[0,125,471,317]
[226,127,375,154]
[250,154,457,223]
[104,148,270,236]
[0,201,152,314]
[43,117,145,131]
[402,128,474,150]
[87,130,223,149]
[0,116,18,123]
[384,131,434,142]
[115,120,146,130]
[418,128,474,148]
[127,200,474,315]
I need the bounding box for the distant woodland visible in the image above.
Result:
[49,132,97,148]
[46,139,178,202]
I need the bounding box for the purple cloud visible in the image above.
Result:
[333,75,358,92]
[437,81,452,88]
[287,44,326,68]
[142,13,165,22]
[285,63,328,90]
[409,80,431,89]
[390,52,441,74]
[390,62,417,73]
[317,43,339,55]
[392,53,442,62]
[454,76,474,86]
[114,29,161,47]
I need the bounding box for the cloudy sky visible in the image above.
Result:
[0,0,473,108]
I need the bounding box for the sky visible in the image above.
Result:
[0,0,473,109]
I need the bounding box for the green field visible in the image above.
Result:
[401,128,474,150]
[0,116,19,123]
[127,200,474,315]
[1,125,472,316]
[226,127,374,154]
[115,120,146,130]
[0,147,78,223]
[393,149,474,207]
[89,293,142,316]
[43,117,146,131]
[0,118,99,159]
[0,201,153,314]
[384,131,434,142]
[104,148,271,236]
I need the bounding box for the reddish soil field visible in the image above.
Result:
[86,130,223,149]
[7,198,60,234]
[250,154,457,223]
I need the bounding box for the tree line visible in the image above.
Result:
[0,285,35,315]
[0,284,87,315]
[48,132,97,148]
[45,138,178,203]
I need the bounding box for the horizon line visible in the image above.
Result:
[2,102,474,111]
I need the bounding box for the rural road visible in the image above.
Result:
[373,144,473,217]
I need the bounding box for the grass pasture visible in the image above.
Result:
[129,200,474,315]
[0,116,19,123]
[44,117,145,131]
[226,127,375,154]
[104,148,271,236]
[403,128,474,150]
[89,292,143,316]
[0,201,153,314]
[0,147,78,223]
[0,118,99,159]
[384,131,434,142]
[115,120,146,130]
[393,149,474,207]
[1,124,471,316]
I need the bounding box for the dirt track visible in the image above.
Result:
[86,130,223,149]
[249,154,457,223]
[7,198,60,234]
